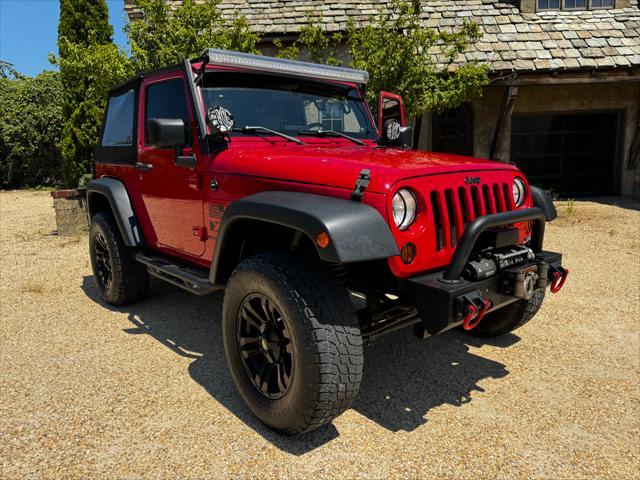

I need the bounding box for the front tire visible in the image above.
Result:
[471,290,545,337]
[222,252,363,435]
[89,211,149,305]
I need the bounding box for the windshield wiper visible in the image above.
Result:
[298,129,366,146]
[237,126,305,145]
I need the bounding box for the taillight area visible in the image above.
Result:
[387,171,532,278]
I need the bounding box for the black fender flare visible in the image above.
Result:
[530,186,557,222]
[86,178,145,246]
[209,191,399,284]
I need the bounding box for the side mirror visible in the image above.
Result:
[147,118,188,149]
[378,92,412,148]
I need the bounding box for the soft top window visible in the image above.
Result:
[102,89,135,147]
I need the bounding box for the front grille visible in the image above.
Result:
[431,182,516,251]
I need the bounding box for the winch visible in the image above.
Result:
[463,245,535,281]
[463,245,546,300]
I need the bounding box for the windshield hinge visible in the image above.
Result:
[351,169,371,201]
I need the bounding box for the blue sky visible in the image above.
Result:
[0,0,128,76]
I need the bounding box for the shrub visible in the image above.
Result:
[0,71,64,188]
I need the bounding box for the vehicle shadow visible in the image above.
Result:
[82,276,517,454]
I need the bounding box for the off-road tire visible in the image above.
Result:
[89,211,149,305]
[470,290,545,337]
[222,252,363,435]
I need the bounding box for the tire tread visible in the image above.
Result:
[225,252,363,434]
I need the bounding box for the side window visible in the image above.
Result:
[145,78,190,145]
[102,89,135,146]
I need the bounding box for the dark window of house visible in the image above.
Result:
[432,104,473,156]
[511,112,618,195]
[145,78,190,145]
[564,0,587,8]
[538,0,613,10]
[101,89,135,146]
[538,0,560,10]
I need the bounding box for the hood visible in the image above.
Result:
[213,141,520,193]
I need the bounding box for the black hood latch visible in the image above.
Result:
[351,169,371,201]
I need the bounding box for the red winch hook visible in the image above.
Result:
[550,268,569,294]
[462,299,492,331]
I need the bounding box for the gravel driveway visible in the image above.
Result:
[1,190,638,479]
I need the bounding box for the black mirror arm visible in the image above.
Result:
[174,145,197,169]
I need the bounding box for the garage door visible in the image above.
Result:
[511,112,618,195]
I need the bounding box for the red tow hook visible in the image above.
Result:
[462,299,492,331]
[550,267,569,294]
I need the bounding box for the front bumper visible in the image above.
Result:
[406,250,564,336]
[403,207,566,336]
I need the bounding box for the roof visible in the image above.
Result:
[124,0,640,73]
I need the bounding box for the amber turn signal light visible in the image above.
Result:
[400,242,416,264]
[316,231,330,249]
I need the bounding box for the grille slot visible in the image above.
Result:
[503,182,515,210]
[444,189,458,247]
[471,185,485,217]
[430,191,444,251]
[457,187,471,224]
[494,183,506,212]
[482,184,495,214]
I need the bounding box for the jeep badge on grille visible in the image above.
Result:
[465,176,481,185]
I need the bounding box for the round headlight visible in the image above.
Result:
[392,189,417,230]
[512,177,527,207]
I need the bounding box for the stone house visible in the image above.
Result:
[125,0,640,196]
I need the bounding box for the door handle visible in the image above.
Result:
[134,162,153,171]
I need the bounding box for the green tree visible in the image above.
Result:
[58,0,113,57]
[57,0,121,187]
[126,0,261,73]
[348,0,488,119]
[0,61,22,80]
[0,71,64,188]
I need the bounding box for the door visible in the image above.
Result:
[136,74,206,256]
[511,112,618,195]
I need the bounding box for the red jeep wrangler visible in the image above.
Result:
[88,49,567,435]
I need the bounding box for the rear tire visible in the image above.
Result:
[222,252,363,435]
[89,211,149,305]
[470,290,545,337]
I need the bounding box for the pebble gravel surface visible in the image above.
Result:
[1,191,638,479]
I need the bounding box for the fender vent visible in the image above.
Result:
[208,203,224,219]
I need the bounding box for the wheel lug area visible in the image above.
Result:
[238,293,292,399]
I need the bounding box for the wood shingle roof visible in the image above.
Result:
[124,0,640,72]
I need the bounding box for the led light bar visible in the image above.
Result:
[201,48,369,84]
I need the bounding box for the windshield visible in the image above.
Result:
[200,72,376,140]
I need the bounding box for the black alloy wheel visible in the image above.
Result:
[89,211,149,306]
[94,232,113,290]
[237,293,293,399]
